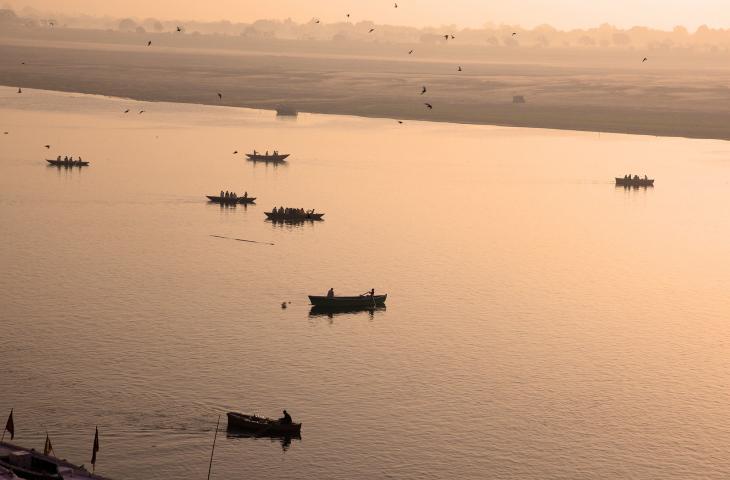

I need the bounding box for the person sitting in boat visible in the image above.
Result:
[253,149,257,155]
[221,190,225,199]
[644,175,648,180]
[57,155,61,161]
[280,410,292,425]
[265,150,269,156]
[633,175,639,180]
[243,191,247,198]
[327,288,334,298]
[63,156,68,162]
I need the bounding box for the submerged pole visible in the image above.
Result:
[207,414,221,480]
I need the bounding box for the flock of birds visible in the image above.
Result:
[10,2,653,140]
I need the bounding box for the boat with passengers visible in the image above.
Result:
[615,174,654,187]
[246,150,290,162]
[47,156,89,168]
[265,207,324,222]
[309,289,387,309]
[206,191,256,205]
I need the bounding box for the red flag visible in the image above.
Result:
[4,410,13,441]
[90,426,99,466]
[44,434,55,456]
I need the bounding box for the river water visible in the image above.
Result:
[2,87,730,479]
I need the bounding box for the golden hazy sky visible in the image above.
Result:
[6,0,730,29]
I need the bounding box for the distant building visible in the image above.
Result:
[512,95,526,104]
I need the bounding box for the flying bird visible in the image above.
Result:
[397,120,404,124]
[421,86,427,95]
[233,150,238,154]
[408,49,413,54]
[394,2,398,7]
[424,103,433,110]
[21,62,25,65]
[147,41,152,46]
[314,18,320,24]
[512,32,517,36]
[44,145,50,149]
[176,26,183,32]
[17,88,22,93]
[458,66,462,71]
[139,110,145,114]
[444,34,449,40]
[451,34,455,39]
[124,109,130,113]
[217,92,222,100]
[369,28,375,33]
[3,132,8,135]
[642,57,648,62]
[346,13,350,18]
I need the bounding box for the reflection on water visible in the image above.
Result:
[3,88,730,480]
[308,306,386,320]
[225,429,300,452]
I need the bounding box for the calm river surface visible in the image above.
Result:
[2,87,730,479]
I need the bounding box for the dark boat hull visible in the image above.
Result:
[309,294,387,308]
[265,212,324,221]
[226,412,302,436]
[0,442,108,479]
[615,177,654,187]
[246,154,289,162]
[206,195,256,204]
[46,160,89,167]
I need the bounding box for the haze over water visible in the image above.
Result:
[2,87,730,479]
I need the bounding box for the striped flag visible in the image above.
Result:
[3,410,13,441]
[91,426,99,467]
[44,434,55,456]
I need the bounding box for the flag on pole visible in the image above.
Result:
[3,410,14,441]
[44,434,55,456]
[90,426,99,468]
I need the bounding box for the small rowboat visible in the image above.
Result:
[206,195,256,204]
[265,211,324,221]
[309,294,387,308]
[246,153,290,162]
[46,159,89,167]
[615,177,654,187]
[226,412,302,436]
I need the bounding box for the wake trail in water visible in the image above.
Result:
[210,235,274,245]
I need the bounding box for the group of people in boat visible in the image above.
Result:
[252,150,280,157]
[326,288,376,298]
[622,174,650,181]
[220,190,248,201]
[271,207,316,217]
[55,155,85,165]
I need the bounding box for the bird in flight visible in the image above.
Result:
[147,41,152,46]
[139,110,145,114]
[3,132,8,135]
[451,34,455,39]
[346,13,350,18]
[123,109,130,113]
[369,28,375,33]
[314,18,320,24]
[394,2,398,7]
[421,86,427,95]
[17,88,22,93]
[512,32,517,36]
[21,62,25,65]
[233,150,238,154]
[458,66,462,71]
[408,49,414,54]
[44,145,50,149]
[443,34,449,40]
[642,57,648,62]
[397,120,404,124]
[424,103,433,110]
[217,92,222,100]
[176,26,183,32]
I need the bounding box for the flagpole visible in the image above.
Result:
[207,414,221,480]
[1,409,11,443]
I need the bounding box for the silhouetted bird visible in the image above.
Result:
[424,103,433,110]
[176,26,183,32]
[458,66,462,71]
[139,110,145,114]
[3,132,8,135]
[394,2,398,7]
[21,62,25,65]
[346,14,350,18]
[124,109,130,113]
[147,41,152,46]
[44,145,50,149]
[217,92,222,100]
[233,150,238,154]
[397,120,404,124]
[408,49,414,54]
[642,57,648,62]
[314,19,320,24]
[444,34,449,40]
[512,32,517,36]
[421,86,427,95]
[281,302,287,309]
[451,34,455,39]
[17,88,22,93]
[369,28,375,33]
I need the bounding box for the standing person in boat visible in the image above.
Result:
[243,191,247,199]
[221,190,225,199]
[327,287,335,298]
[280,410,292,425]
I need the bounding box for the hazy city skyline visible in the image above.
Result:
[5,0,730,30]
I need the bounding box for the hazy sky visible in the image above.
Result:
[7,0,730,30]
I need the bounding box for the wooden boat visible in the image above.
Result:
[0,442,109,479]
[615,177,654,187]
[245,153,290,162]
[309,294,387,308]
[206,195,256,204]
[265,211,324,221]
[0,465,19,479]
[46,159,89,167]
[226,412,302,436]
